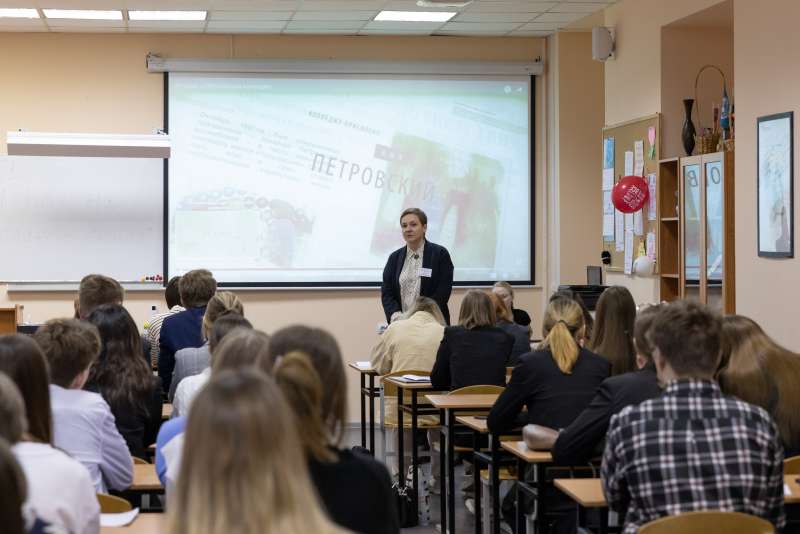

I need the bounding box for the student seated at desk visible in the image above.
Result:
[602,300,785,533]
[75,273,124,320]
[430,290,513,390]
[156,328,269,491]
[551,304,663,465]
[169,291,244,401]
[145,276,184,369]
[489,292,530,365]
[0,345,99,534]
[550,288,594,340]
[488,296,610,434]
[588,286,637,376]
[718,314,800,457]
[167,369,347,534]
[85,304,162,460]
[33,319,133,493]
[270,325,399,534]
[492,281,532,329]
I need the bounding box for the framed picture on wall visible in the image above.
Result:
[757,111,794,257]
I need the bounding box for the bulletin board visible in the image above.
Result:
[601,113,661,272]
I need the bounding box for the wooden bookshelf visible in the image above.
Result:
[658,158,681,302]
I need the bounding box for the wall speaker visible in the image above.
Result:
[592,26,614,62]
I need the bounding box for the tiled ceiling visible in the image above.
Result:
[0,0,616,35]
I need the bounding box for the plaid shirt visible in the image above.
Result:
[601,379,785,532]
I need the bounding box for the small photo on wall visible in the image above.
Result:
[757,111,794,257]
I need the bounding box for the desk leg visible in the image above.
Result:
[577,504,587,532]
[440,409,447,534]
[535,464,546,534]
[397,388,404,484]
[368,374,376,455]
[360,373,367,448]
[490,434,500,534]
[411,391,419,520]
[448,410,456,534]
[515,458,525,534]
[600,508,609,534]
[473,430,482,534]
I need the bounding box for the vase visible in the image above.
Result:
[681,98,696,156]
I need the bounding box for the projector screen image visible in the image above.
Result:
[167,72,532,285]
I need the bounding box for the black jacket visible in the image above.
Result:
[552,366,661,466]
[381,240,454,324]
[487,347,610,434]
[430,325,513,390]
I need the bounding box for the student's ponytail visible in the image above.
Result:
[273,350,336,463]
[540,297,585,374]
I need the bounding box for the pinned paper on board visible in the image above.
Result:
[648,127,657,159]
[633,140,644,176]
[646,231,656,260]
[634,211,643,236]
[603,137,615,170]
[624,151,634,176]
[637,241,646,258]
[624,229,635,274]
[603,215,615,241]
[647,173,657,220]
[603,191,614,214]
[615,210,625,251]
[625,212,634,232]
[602,168,614,191]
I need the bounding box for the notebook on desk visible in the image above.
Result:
[395,374,430,383]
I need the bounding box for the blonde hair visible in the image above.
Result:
[538,297,585,374]
[458,290,496,330]
[167,369,344,534]
[273,351,336,463]
[493,281,514,300]
[488,291,513,323]
[405,296,446,326]
[718,315,800,452]
[202,291,244,340]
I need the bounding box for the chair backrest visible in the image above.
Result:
[381,369,431,398]
[784,455,800,474]
[638,511,774,534]
[449,385,504,395]
[97,493,133,513]
[132,456,149,465]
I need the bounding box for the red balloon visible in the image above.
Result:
[611,175,649,213]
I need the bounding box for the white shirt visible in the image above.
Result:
[13,441,100,534]
[398,241,425,317]
[172,367,211,418]
[49,385,133,493]
[146,305,185,367]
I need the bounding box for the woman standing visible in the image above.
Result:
[381,207,454,324]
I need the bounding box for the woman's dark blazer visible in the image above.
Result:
[381,240,454,324]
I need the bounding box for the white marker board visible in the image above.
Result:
[0,156,163,282]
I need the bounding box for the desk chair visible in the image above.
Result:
[785,455,800,474]
[639,511,773,534]
[133,456,149,465]
[97,493,132,513]
[380,369,438,466]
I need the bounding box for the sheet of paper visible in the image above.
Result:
[634,211,643,236]
[648,126,657,159]
[634,140,644,176]
[624,151,634,175]
[602,168,614,191]
[647,173,657,220]
[624,230,635,275]
[399,374,430,382]
[615,210,625,251]
[101,509,140,528]
[786,484,792,497]
[646,231,656,260]
[603,214,615,241]
[625,212,634,232]
[603,137,615,170]
[354,361,371,369]
[603,191,614,214]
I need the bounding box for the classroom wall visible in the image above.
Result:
[601,0,728,303]
[555,32,605,285]
[0,32,546,421]
[733,0,800,350]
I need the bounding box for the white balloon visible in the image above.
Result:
[633,255,655,276]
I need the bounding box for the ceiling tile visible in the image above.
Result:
[510,29,551,36]
[291,10,376,20]
[465,2,547,12]
[208,0,300,10]
[41,19,126,28]
[128,20,207,31]
[474,0,555,6]
[379,0,453,9]
[440,21,520,31]
[206,20,287,30]
[453,12,537,22]
[550,2,610,13]
[48,25,127,32]
[0,18,47,30]
[283,19,364,29]
[516,21,556,31]
[296,1,382,10]
[210,10,293,20]
[531,12,585,23]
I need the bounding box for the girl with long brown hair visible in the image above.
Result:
[589,286,637,376]
[718,315,800,456]
[86,304,162,459]
[167,369,345,534]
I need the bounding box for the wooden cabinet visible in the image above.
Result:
[659,151,735,313]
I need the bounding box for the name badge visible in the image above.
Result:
[418,267,433,278]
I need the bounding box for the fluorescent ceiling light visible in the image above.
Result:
[42,9,122,20]
[374,10,456,22]
[128,10,207,21]
[6,131,171,158]
[0,8,39,18]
